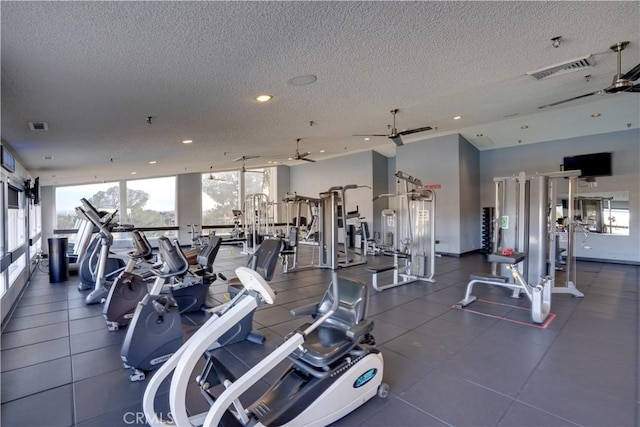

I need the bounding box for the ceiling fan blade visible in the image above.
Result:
[621,62,640,82]
[627,83,640,92]
[353,134,389,137]
[537,91,599,109]
[398,126,433,136]
[233,155,260,162]
[299,151,311,158]
[301,157,316,163]
[389,135,403,146]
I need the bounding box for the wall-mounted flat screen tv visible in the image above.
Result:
[562,152,612,178]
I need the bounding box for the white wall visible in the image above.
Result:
[289,151,375,225]
[458,136,481,253]
[480,128,640,263]
[396,134,474,255]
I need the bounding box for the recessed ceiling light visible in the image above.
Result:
[521,125,529,129]
[42,155,54,160]
[255,94,273,102]
[287,75,317,86]
[364,137,370,141]
[288,157,294,161]
[453,116,462,120]
[267,161,273,164]
[182,139,193,144]
[591,112,601,118]
[320,149,325,153]
[148,160,157,164]
[131,171,137,175]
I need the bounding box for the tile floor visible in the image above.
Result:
[1,248,638,426]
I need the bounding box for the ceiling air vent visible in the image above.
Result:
[28,122,49,131]
[526,54,594,80]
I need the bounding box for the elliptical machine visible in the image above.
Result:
[143,267,388,427]
[75,199,127,305]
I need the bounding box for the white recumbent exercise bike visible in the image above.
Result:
[143,267,388,427]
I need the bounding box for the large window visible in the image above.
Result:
[201,167,276,226]
[7,187,26,289]
[56,182,120,229]
[202,171,240,225]
[125,177,176,238]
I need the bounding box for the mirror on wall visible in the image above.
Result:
[557,191,629,236]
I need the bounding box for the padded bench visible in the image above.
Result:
[455,251,527,308]
[366,265,396,290]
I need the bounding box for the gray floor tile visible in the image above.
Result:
[546,331,636,368]
[372,307,432,329]
[358,395,446,426]
[3,310,69,333]
[1,357,72,403]
[1,322,69,349]
[0,384,74,427]
[498,401,579,426]
[69,315,110,335]
[15,292,68,308]
[382,331,459,366]
[536,349,635,399]
[464,330,550,370]
[517,369,635,426]
[1,337,70,372]
[70,327,126,354]
[71,344,126,381]
[379,347,435,395]
[252,305,295,326]
[402,370,513,426]
[369,318,409,345]
[413,316,485,352]
[437,347,536,397]
[9,300,69,318]
[73,369,149,423]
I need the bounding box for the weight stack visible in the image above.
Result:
[480,207,494,254]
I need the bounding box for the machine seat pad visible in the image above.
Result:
[469,273,509,283]
[366,265,396,274]
[487,252,526,265]
[292,323,355,368]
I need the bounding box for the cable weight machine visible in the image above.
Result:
[367,171,436,291]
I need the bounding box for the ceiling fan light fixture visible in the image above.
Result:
[591,112,601,118]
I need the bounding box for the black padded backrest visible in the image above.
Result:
[197,236,222,273]
[157,237,188,275]
[361,222,371,240]
[316,277,368,329]
[131,231,153,260]
[249,238,282,281]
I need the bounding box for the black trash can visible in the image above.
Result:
[48,237,69,283]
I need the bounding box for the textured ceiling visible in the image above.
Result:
[1,1,639,186]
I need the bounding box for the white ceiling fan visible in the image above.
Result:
[354,109,433,146]
[539,41,640,109]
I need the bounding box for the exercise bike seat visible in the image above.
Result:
[290,276,373,368]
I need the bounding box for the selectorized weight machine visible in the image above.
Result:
[280,193,320,273]
[367,171,436,291]
[318,185,369,269]
[456,170,584,324]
